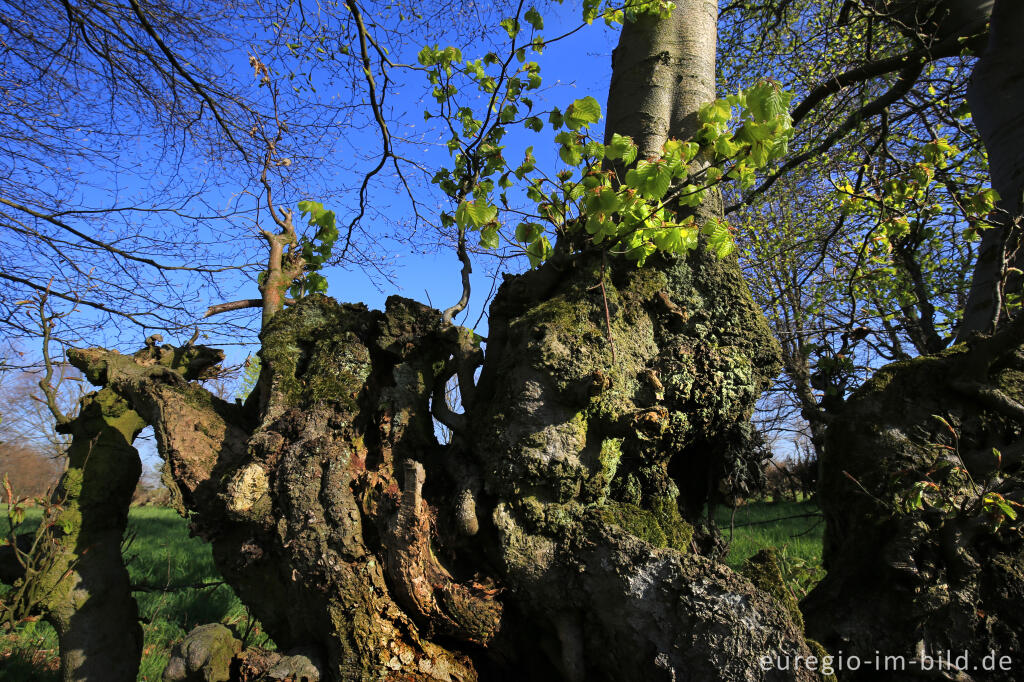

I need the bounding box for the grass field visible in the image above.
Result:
[1,500,823,679]
[714,499,825,598]
[0,507,273,681]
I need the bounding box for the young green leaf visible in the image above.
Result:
[606,133,638,165]
[457,197,498,229]
[563,96,602,130]
[526,235,552,266]
[524,7,544,30]
[479,225,500,249]
[499,17,520,39]
[515,222,544,243]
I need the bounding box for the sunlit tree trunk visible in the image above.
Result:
[37,389,146,682]
[958,0,1024,337]
[57,4,822,680]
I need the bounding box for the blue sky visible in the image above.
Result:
[281,4,621,343]
[140,4,624,472]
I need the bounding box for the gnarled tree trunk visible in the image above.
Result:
[55,4,824,680]
[804,317,1024,680]
[37,388,146,682]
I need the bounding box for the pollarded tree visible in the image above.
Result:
[18,1,1024,681]
[46,1,824,680]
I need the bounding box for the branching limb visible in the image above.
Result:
[127,0,248,161]
[204,297,296,318]
[728,63,924,213]
[339,0,395,259]
[248,64,304,328]
[431,360,468,434]
[789,33,973,126]
[33,287,73,427]
[442,226,473,325]
[0,272,161,328]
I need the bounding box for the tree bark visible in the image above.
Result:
[605,0,717,158]
[805,317,1024,680]
[958,0,1024,337]
[53,6,825,681]
[70,301,496,681]
[36,389,146,682]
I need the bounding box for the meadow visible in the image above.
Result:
[0,507,273,681]
[1,500,822,679]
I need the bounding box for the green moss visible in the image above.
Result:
[740,548,804,631]
[621,474,643,506]
[591,438,623,502]
[806,639,837,682]
[568,411,589,441]
[260,296,374,412]
[648,496,693,552]
[520,295,609,372]
[61,468,84,498]
[544,503,582,535]
[621,267,668,307]
[492,503,557,578]
[599,498,692,553]
[515,496,546,528]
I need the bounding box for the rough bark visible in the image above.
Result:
[804,317,1024,680]
[71,281,816,681]
[70,300,499,681]
[34,388,147,682]
[468,242,813,679]
[54,6,824,681]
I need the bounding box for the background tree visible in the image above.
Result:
[715,0,1000,472]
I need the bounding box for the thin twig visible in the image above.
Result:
[731,511,823,529]
[595,251,617,363]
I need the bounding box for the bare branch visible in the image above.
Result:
[127,0,250,162]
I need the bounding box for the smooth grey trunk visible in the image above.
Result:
[604,0,717,156]
[958,0,1024,337]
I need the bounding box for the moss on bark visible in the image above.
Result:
[34,388,146,682]
[464,240,794,677]
[804,336,1024,680]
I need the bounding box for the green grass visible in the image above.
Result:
[715,499,825,599]
[0,507,273,681]
[1,500,824,679]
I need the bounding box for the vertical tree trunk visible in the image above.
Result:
[605,0,718,157]
[463,4,812,678]
[958,0,1024,336]
[37,389,146,682]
